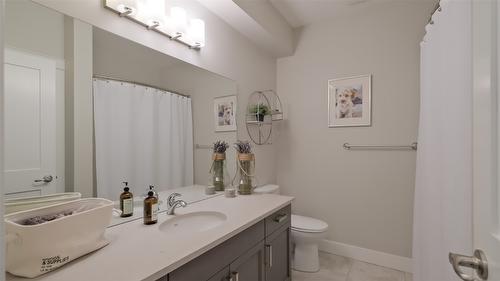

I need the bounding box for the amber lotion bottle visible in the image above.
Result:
[144,191,158,225]
[120,182,133,217]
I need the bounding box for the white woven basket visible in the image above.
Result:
[5,198,113,278]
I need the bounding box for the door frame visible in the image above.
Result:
[1,0,5,279]
[472,0,500,278]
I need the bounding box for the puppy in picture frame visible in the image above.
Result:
[335,87,357,119]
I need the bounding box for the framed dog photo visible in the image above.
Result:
[214,95,237,132]
[328,75,372,127]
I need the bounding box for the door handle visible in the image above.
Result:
[34,175,53,183]
[449,249,488,281]
[265,244,273,268]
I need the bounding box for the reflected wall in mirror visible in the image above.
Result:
[4,0,237,225]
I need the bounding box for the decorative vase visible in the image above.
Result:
[237,153,255,195]
[210,153,229,191]
[257,113,265,122]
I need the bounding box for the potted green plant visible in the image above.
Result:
[249,103,270,122]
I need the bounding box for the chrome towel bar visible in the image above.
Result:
[195,144,212,149]
[343,142,418,151]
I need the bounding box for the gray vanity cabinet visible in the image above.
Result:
[166,204,291,281]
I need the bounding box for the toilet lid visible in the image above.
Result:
[291,214,328,233]
[253,185,279,194]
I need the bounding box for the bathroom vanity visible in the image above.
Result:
[167,204,291,281]
[6,194,293,281]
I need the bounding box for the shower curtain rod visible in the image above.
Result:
[93,75,191,98]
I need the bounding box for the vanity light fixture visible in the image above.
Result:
[104,0,206,50]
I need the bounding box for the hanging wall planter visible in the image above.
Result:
[246,90,283,145]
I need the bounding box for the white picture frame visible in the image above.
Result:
[214,95,237,132]
[328,74,372,127]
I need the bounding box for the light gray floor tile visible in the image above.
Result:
[347,260,405,281]
[292,252,411,281]
[292,252,352,281]
[293,269,347,281]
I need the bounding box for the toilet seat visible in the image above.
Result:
[291,214,328,233]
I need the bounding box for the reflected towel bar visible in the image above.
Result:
[343,142,418,151]
[195,144,212,149]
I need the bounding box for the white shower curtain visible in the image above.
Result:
[413,1,472,281]
[93,79,193,200]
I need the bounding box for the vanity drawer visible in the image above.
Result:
[265,204,291,236]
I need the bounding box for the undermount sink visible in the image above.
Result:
[159,211,227,235]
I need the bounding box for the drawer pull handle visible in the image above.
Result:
[274,214,288,223]
[231,271,239,281]
[266,244,273,268]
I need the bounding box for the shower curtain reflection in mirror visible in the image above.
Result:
[93,79,193,200]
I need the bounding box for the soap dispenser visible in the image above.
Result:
[143,191,158,225]
[120,182,134,217]
[149,185,160,212]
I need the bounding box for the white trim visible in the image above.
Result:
[4,44,65,70]
[319,239,412,273]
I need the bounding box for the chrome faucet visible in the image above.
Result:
[166,193,187,215]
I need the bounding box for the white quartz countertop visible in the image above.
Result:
[7,193,293,281]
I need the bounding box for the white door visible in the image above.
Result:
[449,1,500,280]
[4,49,56,197]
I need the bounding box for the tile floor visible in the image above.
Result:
[292,252,412,281]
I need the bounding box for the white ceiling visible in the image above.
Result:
[268,0,437,28]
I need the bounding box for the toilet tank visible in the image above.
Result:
[253,184,280,194]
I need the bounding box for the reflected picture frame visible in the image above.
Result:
[328,74,372,127]
[214,95,237,132]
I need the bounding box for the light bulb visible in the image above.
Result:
[188,18,205,47]
[171,6,187,36]
[138,0,165,27]
[116,0,138,16]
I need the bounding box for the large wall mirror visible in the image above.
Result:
[3,0,237,225]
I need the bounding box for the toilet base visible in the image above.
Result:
[293,242,320,272]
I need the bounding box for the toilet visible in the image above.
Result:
[253,185,329,272]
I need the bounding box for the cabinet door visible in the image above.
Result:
[229,241,265,281]
[265,225,291,281]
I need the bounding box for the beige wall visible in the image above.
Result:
[276,2,432,258]
[5,0,64,60]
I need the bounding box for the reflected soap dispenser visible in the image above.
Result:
[120,182,134,217]
[143,191,158,225]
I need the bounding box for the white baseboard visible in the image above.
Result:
[319,239,412,273]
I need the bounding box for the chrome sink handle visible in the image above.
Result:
[167,193,181,207]
[166,200,187,215]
